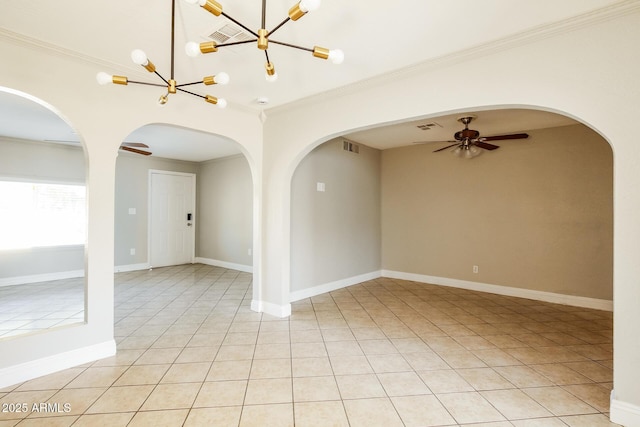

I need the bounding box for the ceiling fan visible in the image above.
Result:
[44,140,152,156]
[431,115,528,158]
[119,142,152,156]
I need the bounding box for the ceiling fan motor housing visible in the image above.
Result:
[454,129,480,141]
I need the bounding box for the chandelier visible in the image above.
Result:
[183,0,344,82]
[96,0,230,107]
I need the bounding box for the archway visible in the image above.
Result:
[0,87,87,338]
[288,107,613,309]
[114,122,255,278]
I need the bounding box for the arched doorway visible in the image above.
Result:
[0,88,87,338]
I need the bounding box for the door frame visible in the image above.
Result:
[147,169,196,268]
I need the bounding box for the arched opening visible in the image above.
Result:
[287,105,615,419]
[113,122,256,322]
[0,87,87,338]
[289,107,613,307]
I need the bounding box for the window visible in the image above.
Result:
[0,181,86,250]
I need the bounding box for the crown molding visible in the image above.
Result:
[0,28,256,115]
[267,0,640,116]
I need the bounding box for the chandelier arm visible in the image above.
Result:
[268,17,291,37]
[264,49,270,63]
[176,87,206,99]
[127,80,169,88]
[217,39,257,48]
[220,12,260,38]
[269,39,313,53]
[176,81,206,87]
[151,70,171,86]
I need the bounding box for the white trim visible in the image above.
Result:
[114,263,151,273]
[251,299,291,318]
[0,270,84,287]
[611,390,640,427]
[382,270,613,312]
[0,339,116,389]
[195,257,253,273]
[289,270,382,303]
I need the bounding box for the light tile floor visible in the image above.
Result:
[0,264,620,426]
[0,278,84,338]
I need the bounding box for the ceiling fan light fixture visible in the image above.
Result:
[465,146,482,158]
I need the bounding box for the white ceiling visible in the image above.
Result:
[344,109,577,151]
[0,0,620,160]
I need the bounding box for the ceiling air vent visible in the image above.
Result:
[343,140,360,154]
[416,122,442,130]
[208,22,255,45]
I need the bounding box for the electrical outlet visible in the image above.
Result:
[473,265,479,273]
[130,248,136,255]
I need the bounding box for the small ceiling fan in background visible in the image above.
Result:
[422,115,529,158]
[45,140,152,156]
[119,142,152,156]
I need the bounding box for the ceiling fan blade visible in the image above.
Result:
[478,133,529,142]
[433,143,459,153]
[413,140,456,145]
[121,142,149,148]
[120,146,152,156]
[475,141,500,150]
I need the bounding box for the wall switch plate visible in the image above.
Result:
[317,182,326,192]
[130,248,136,255]
[248,248,252,256]
[128,208,136,215]
[473,265,479,273]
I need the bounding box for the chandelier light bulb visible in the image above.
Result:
[185,41,201,57]
[215,72,230,85]
[216,98,228,109]
[131,49,148,65]
[96,72,112,85]
[183,0,198,4]
[328,49,344,64]
[158,93,169,105]
[299,0,321,13]
[265,72,278,83]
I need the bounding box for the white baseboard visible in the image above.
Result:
[0,340,116,389]
[289,270,382,303]
[195,257,253,273]
[611,390,640,427]
[114,263,150,273]
[0,270,84,287]
[251,299,291,318]
[381,270,613,312]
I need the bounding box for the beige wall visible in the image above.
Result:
[196,154,253,267]
[114,153,199,268]
[290,138,381,293]
[381,124,613,300]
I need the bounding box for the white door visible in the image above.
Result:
[149,170,195,267]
